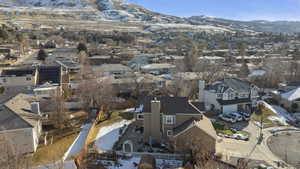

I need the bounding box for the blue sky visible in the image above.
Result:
[126,0,300,21]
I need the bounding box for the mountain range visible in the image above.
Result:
[1,0,300,33]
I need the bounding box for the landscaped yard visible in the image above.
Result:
[251,102,277,127]
[213,122,250,137]
[251,101,293,128]
[31,133,78,167]
[85,110,134,149]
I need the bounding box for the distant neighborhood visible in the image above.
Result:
[1,2,300,169]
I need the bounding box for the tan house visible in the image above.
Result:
[173,116,217,155]
[0,93,42,163]
[135,96,216,153]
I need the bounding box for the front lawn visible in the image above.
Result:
[251,103,280,128]
[0,86,4,94]
[213,122,250,137]
[31,133,78,167]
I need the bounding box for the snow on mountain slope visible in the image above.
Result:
[0,0,186,23]
[1,0,88,7]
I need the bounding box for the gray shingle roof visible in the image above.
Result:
[217,98,252,105]
[206,78,251,93]
[0,105,32,131]
[173,117,198,136]
[3,93,40,130]
[137,96,204,115]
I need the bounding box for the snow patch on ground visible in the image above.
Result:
[4,0,87,8]
[248,69,266,77]
[95,120,132,152]
[63,123,92,161]
[262,101,295,124]
[33,160,77,169]
[102,157,183,169]
[267,116,288,126]
[281,87,300,101]
[146,23,233,33]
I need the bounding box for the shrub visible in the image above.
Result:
[0,86,4,94]
[44,41,56,49]
[292,103,298,112]
[0,29,9,40]
[37,49,48,61]
[77,42,87,53]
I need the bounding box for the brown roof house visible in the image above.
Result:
[135,96,217,155]
[0,93,42,164]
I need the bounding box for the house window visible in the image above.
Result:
[228,92,235,100]
[164,115,175,125]
[217,93,223,98]
[137,114,144,120]
[26,77,31,81]
[157,81,164,88]
[167,130,173,136]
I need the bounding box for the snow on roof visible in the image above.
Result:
[281,87,300,101]
[248,69,266,77]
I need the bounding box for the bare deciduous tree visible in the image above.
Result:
[49,92,68,129]
[77,52,116,112]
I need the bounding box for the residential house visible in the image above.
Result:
[0,48,11,57]
[278,81,300,92]
[134,96,216,154]
[278,87,300,112]
[140,63,176,75]
[36,65,61,85]
[88,55,121,65]
[0,67,36,86]
[204,78,259,114]
[0,93,42,163]
[0,65,61,87]
[199,56,226,64]
[92,64,133,78]
[33,83,60,98]
[111,73,166,96]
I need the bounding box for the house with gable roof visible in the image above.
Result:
[0,93,42,161]
[204,78,259,114]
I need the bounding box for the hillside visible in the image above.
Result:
[1,0,300,33]
[189,16,300,33]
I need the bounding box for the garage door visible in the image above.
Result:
[223,104,238,113]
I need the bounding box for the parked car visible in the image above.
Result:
[218,114,237,123]
[227,112,243,122]
[233,133,249,141]
[239,111,251,121]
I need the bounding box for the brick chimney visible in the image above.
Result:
[150,98,161,142]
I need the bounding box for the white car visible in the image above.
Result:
[227,112,243,122]
[238,111,251,121]
[233,133,249,141]
[218,114,237,123]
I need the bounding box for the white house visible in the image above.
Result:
[203,78,259,114]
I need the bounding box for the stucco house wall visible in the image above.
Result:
[0,76,35,86]
[204,90,221,111]
[0,128,36,156]
[173,125,216,154]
